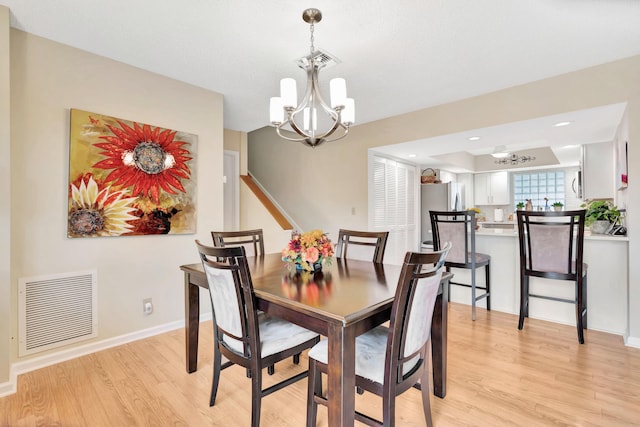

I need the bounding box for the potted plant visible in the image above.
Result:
[516,202,525,210]
[581,200,621,234]
[552,201,564,211]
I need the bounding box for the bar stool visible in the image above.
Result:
[516,209,588,343]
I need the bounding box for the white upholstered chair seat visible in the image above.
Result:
[308,327,420,385]
[223,312,319,358]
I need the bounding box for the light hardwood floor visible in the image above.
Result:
[1,302,639,426]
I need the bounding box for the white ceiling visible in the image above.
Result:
[3,0,639,162]
[372,103,628,172]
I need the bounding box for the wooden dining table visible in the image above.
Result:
[180,253,450,427]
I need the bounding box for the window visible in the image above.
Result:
[368,154,419,264]
[513,170,565,210]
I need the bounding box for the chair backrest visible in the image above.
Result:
[195,240,259,359]
[429,210,475,265]
[385,243,450,386]
[211,229,265,257]
[516,210,586,280]
[335,229,389,263]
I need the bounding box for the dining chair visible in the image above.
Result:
[195,240,320,427]
[516,210,588,343]
[211,229,265,257]
[211,228,284,372]
[305,244,450,427]
[429,210,491,320]
[335,229,389,263]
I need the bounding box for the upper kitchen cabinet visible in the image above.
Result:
[474,171,510,205]
[582,141,614,200]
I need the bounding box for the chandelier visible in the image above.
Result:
[495,153,536,165]
[269,8,355,148]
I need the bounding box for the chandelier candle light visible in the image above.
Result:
[270,8,355,148]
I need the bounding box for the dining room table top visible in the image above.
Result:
[181,252,408,326]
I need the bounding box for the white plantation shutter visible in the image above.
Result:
[372,159,386,229]
[368,154,420,265]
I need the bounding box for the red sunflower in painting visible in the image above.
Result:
[92,120,192,203]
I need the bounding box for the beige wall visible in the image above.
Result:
[0,6,11,384]
[239,184,292,254]
[224,128,290,252]
[1,25,224,389]
[223,128,248,175]
[249,126,370,236]
[249,55,640,345]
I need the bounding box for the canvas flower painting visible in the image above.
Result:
[68,109,197,237]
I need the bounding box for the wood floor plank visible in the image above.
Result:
[2,302,640,426]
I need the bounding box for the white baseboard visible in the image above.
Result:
[0,312,212,398]
[0,379,15,397]
[624,335,640,349]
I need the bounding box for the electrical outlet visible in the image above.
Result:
[143,298,153,315]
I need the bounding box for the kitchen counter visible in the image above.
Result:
[475,227,629,241]
[449,231,628,335]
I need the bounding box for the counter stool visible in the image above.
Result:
[516,210,588,343]
[429,210,490,321]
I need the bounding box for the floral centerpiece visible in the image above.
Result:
[282,229,334,272]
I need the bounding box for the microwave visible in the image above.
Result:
[572,170,583,199]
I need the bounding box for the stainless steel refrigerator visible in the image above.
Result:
[420,182,464,246]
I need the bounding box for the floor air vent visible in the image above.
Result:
[19,270,97,356]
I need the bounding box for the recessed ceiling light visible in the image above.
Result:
[407,154,416,158]
[553,121,572,127]
[468,136,481,141]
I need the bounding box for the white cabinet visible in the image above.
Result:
[474,171,510,205]
[582,141,614,200]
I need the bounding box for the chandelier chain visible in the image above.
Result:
[309,22,315,54]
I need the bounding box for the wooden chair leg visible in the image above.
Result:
[583,274,588,329]
[518,276,529,330]
[485,263,491,311]
[420,361,434,427]
[210,345,222,406]
[268,365,275,375]
[250,366,262,427]
[306,359,321,427]
[576,276,586,344]
[293,353,300,365]
[381,389,396,426]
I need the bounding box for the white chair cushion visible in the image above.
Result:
[223,312,319,358]
[308,327,420,385]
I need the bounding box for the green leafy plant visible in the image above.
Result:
[552,202,564,207]
[581,200,620,226]
[516,202,525,209]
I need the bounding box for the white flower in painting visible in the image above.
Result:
[68,176,138,237]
